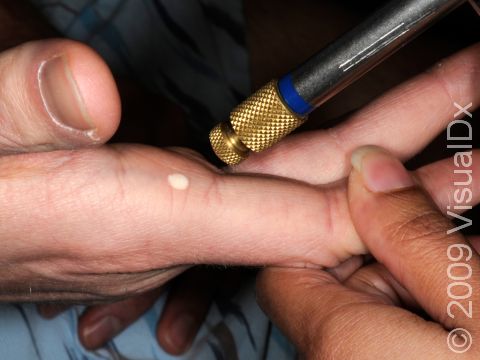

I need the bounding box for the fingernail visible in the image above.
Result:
[38,56,96,136]
[168,314,197,352]
[82,316,122,349]
[351,146,414,192]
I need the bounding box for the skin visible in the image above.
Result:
[75,37,480,352]
[1,40,477,294]
[0,0,478,355]
[257,146,480,359]
[0,37,477,349]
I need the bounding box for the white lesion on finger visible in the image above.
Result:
[167,173,189,190]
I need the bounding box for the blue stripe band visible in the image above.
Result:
[278,74,313,116]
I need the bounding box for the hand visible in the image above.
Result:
[0,35,235,354]
[42,42,480,354]
[0,35,478,352]
[0,39,338,305]
[257,146,479,358]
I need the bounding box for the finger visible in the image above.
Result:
[343,262,418,310]
[348,146,480,333]
[2,145,479,302]
[0,143,354,301]
[78,287,164,350]
[0,39,120,153]
[415,150,479,211]
[344,236,480,311]
[326,255,364,281]
[237,43,480,184]
[2,144,341,302]
[157,267,220,355]
[257,267,448,359]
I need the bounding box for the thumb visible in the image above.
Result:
[0,39,120,153]
[348,146,480,334]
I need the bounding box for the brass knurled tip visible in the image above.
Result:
[209,122,248,165]
[209,80,306,165]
